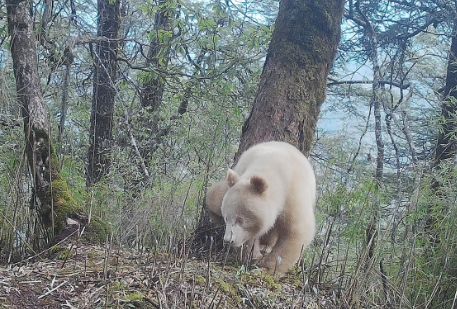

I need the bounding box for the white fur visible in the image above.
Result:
[206,181,229,225]
[221,141,316,275]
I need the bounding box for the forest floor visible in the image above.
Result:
[0,240,339,308]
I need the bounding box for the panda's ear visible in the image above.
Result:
[250,175,267,194]
[227,169,239,187]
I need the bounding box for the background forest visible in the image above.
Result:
[1,0,457,308]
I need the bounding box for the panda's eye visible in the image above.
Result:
[235,217,244,225]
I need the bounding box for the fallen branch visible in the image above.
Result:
[38,280,67,299]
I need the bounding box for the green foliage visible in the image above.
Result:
[57,248,74,260]
[60,156,87,203]
[2,0,457,307]
[0,118,26,262]
[123,291,144,301]
[309,127,457,308]
[83,216,111,244]
[398,185,457,307]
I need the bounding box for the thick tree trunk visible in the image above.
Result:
[140,0,176,111]
[87,0,121,186]
[192,0,344,257]
[235,0,345,159]
[6,0,80,236]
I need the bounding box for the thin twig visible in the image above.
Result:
[380,258,391,307]
[450,287,457,309]
[38,280,67,299]
[12,228,79,266]
[206,236,213,289]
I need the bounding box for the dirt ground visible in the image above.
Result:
[0,241,339,308]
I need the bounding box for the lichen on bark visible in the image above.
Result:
[32,128,110,243]
[30,128,80,235]
[7,0,109,244]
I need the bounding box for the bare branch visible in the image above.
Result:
[328,79,410,89]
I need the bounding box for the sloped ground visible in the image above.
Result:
[0,242,338,308]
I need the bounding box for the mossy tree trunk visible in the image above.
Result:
[6,0,81,237]
[87,0,121,186]
[235,0,345,160]
[193,0,344,254]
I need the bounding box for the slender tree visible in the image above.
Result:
[427,12,457,238]
[140,0,177,111]
[87,0,121,186]
[345,0,384,262]
[6,0,80,236]
[58,47,74,146]
[235,0,345,159]
[434,21,457,168]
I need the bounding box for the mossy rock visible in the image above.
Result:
[82,216,111,244]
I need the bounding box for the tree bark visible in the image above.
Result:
[346,0,385,262]
[6,0,80,236]
[192,0,344,257]
[434,22,457,168]
[38,0,53,45]
[426,17,457,239]
[140,0,176,111]
[369,22,383,261]
[87,0,121,186]
[235,0,344,160]
[58,59,72,145]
